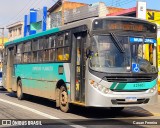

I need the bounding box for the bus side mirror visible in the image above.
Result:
[86,48,93,58]
[86,48,90,58]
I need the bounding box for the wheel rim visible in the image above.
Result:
[17,85,21,98]
[60,90,68,106]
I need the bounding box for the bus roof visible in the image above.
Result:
[5,16,156,47]
[5,18,93,47]
[5,27,60,46]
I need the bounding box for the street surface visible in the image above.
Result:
[0,88,160,128]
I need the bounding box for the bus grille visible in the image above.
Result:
[106,76,153,82]
[110,89,148,92]
[111,98,149,105]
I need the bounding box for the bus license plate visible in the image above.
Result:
[126,97,137,102]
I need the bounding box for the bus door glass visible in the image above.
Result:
[6,47,14,90]
[75,33,86,102]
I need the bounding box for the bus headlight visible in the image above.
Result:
[89,80,110,94]
[150,85,157,93]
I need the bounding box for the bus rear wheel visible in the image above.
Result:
[59,85,69,112]
[17,80,23,100]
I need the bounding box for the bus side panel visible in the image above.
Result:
[11,76,18,92]
[14,63,70,100]
[2,64,7,88]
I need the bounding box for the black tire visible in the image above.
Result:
[59,85,69,112]
[0,86,6,91]
[17,80,24,100]
[110,107,124,112]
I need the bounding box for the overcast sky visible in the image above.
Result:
[0,0,160,35]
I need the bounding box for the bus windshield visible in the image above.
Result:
[89,35,157,73]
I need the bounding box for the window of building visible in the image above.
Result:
[18,28,22,35]
[9,30,12,38]
[50,11,62,28]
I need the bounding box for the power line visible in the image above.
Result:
[0,0,36,27]
[15,0,56,22]
[107,0,136,7]
[1,0,52,28]
[11,0,44,24]
[1,0,137,30]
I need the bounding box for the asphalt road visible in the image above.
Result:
[0,88,160,128]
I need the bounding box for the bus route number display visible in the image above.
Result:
[93,19,157,33]
[107,23,146,32]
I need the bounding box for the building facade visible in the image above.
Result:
[24,7,47,36]
[0,37,8,71]
[47,0,86,29]
[6,21,23,41]
[47,0,126,29]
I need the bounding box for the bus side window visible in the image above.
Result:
[57,32,70,61]
[56,34,62,61]
[64,32,70,61]
[16,44,23,63]
[32,39,39,62]
[23,41,31,63]
[38,38,44,62]
[44,50,49,61]
[49,49,56,61]
[47,35,56,61]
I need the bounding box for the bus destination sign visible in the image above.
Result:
[93,19,157,33]
[107,23,146,32]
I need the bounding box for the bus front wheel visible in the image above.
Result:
[59,85,69,112]
[17,80,23,100]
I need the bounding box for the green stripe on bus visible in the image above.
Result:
[115,83,126,90]
[110,82,117,89]
[114,79,157,90]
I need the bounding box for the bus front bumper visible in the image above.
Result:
[85,85,158,107]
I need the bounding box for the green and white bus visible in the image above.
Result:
[3,16,158,112]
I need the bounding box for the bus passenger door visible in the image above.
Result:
[71,32,87,103]
[6,47,14,91]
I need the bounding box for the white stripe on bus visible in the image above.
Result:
[63,63,71,82]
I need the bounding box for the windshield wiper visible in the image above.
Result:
[110,33,125,53]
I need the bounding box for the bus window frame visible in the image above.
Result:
[56,32,71,62]
[11,30,72,64]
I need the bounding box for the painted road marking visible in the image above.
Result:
[0,99,86,128]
